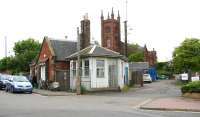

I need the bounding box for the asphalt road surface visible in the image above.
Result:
[0,80,199,117]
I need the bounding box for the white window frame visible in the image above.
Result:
[96,60,105,78]
[72,61,76,77]
[84,59,89,77]
[40,66,46,81]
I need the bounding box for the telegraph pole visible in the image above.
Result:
[124,21,128,57]
[76,27,81,95]
[5,36,8,73]
[124,0,128,57]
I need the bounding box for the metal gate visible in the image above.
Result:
[55,70,70,91]
[108,65,118,88]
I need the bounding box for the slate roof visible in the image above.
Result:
[66,45,127,61]
[48,38,77,61]
[129,62,149,71]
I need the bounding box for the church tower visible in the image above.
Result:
[101,8,121,53]
[80,13,90,50]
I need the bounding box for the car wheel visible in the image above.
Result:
[10,87,14,93]
[5,87,8,92]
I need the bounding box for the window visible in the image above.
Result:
[40,66,46,81]
[107,39,111,48]
[96,60,105,78]
[72,61,76,77]
[84,60,89,76]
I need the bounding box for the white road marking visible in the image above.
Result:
[132,98,153,109]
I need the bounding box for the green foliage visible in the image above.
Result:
[181,81,200,93]
[14,38,41,73]
[173,38,200,73]
[80,85,87,94]
[156,62,173,77]
[0,56,17,73]
[0,38,41,74]
[121,85,130,92]
[175,80,188,86]
[127,43,144,62]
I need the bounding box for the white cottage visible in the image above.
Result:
[66,45,129,91]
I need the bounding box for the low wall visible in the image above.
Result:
[182,92,200,99]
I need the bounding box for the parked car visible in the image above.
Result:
[0,74,9,90]
[5,76,33,93]
[0,75,4,89]
[157,75,169,80]
[143,74,152,83]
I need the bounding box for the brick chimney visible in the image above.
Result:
[80,13,90,50]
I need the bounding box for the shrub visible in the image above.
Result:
[181,81,200,93]
[80,85,87,94]
[121,85,130,92]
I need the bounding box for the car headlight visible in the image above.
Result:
[26,85,32,88]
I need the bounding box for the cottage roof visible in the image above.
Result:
[66,44,128,61]
[129,62,149,71]
[48,38,77,61]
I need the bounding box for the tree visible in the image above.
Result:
[172,38,200,73]
[13,38,41,73]
[0,38,41,74]
[127,43,144,62]
[0,56,16,72]
[156,61,173,76]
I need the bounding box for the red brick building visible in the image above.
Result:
[144,45,157,67]
[101,8,122,54]
[30,36,77,90]
[30,16,91,91]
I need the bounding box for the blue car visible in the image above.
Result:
[0,74,9,90]
[5,76,33,93]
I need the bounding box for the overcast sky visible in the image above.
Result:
[0,0,200,62]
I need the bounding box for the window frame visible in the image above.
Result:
[84,59,89,77]
[96,60,105,78]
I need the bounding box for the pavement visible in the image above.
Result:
[33,88,75,96]
[140,97,200,112]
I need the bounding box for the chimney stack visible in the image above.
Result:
[80,13,90,50]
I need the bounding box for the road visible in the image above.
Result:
[0,80,199,117]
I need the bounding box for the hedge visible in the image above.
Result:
[181,81,200,93]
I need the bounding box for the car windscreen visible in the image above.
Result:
[0,76,6,80]
[13,76,29,82]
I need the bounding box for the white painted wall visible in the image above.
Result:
[69,57,129,90]
[70,59,92,90]
[91,57,109,88]
[117,59,129,89]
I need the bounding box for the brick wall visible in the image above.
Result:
[144,45,157,67]
[101,11,121,54]
[38,39,54,81]
[38,39,70,82]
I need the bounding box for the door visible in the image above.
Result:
[56,70,70,91]
[125,67,129,85]
[108,65,117,88]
